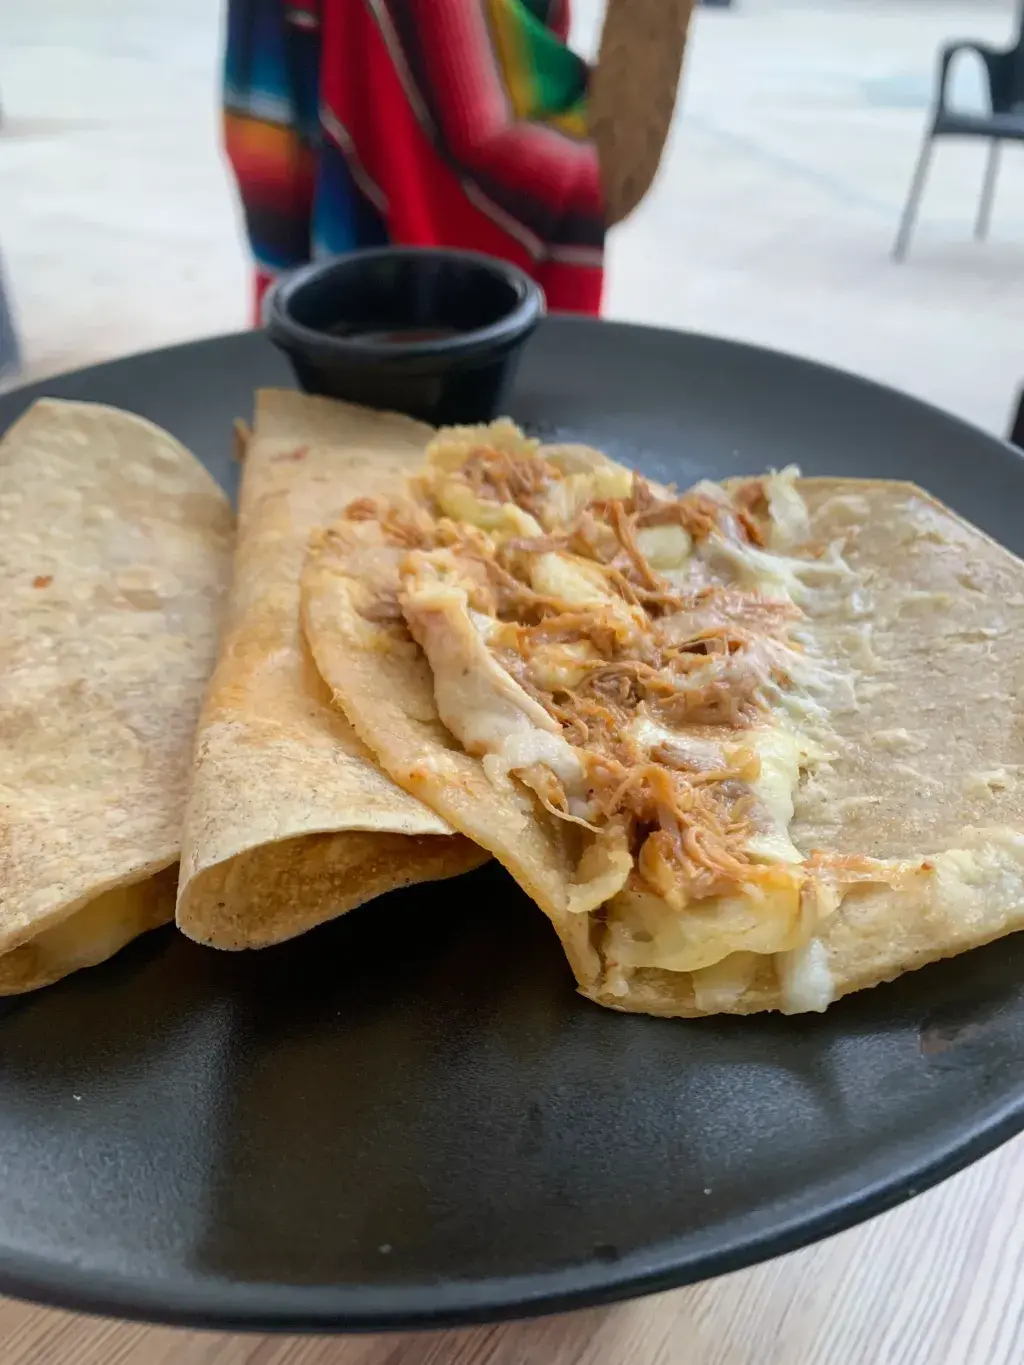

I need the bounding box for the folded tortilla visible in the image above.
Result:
[0,399,234,993]
[602,477,1024,1015]
[176,390,485,950]
[302,425,1024,1015]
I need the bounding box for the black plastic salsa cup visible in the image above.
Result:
[263,248,544,425]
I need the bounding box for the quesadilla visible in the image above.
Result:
[0,399,233,993]
[176,390,485,950]
[302,418,1024,1015]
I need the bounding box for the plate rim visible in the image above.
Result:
[0,1087,1019,1333]
[1,318,1020,461]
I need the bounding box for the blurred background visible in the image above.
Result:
[0,0,1022,430]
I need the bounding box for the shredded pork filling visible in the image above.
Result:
[342,432,838,941]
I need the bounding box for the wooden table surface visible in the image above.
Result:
[3,1132,1022,1365]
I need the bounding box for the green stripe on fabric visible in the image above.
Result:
[486,0,589,131]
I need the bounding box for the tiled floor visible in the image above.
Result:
[1,0,1023,432]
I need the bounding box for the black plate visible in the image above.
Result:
[2,320,1024,1333]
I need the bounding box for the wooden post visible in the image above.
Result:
[588,0,698,227]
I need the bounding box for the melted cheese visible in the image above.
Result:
[635,524,692,571]
[625,714,726,771]
[625,709,819,944]
[469,608,499,641]
[543,474,595,526]
[566,834,633,916]
[763,466,810,549]
[434,480,543,539]
[776,937,833,1013]
[702,534,814,604]
[482,729,584,790]
[690,951,759,1011]
[405,582,553,741]
[745,726,805,864]
[0,877,172,991]
[496,504,544,540]
[700,530,855,607]
[31,885,152,970]
[541,445,631,488]
[434,479,503,528]
[629,713,809,867]
[530,553,607,604]
[403,574,585,792]
[529,551,640,632]
[607,866,806,974]
[525,640,596,690]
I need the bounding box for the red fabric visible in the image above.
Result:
[319,0,603,314]
[549,0,572,43]
[254,267,276,316]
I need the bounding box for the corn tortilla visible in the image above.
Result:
[176,391,485,950]
[0,399,233,992]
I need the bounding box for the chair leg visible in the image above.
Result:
[0,259,20,382]
[892,130,936,261]
[975,140,1001,240]
[1010,387,1024,452]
